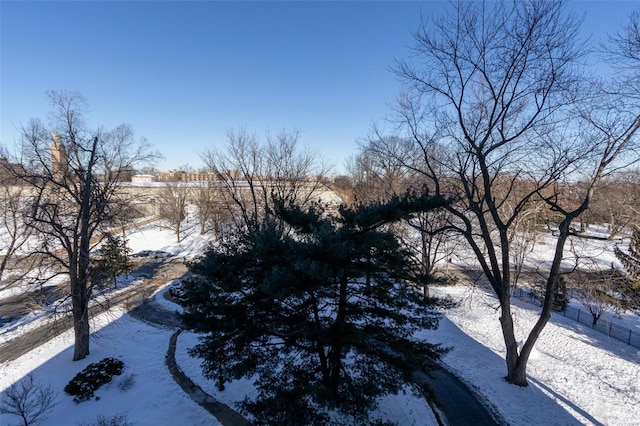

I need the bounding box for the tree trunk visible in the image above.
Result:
[421,231,431,298]
[0,225,18,282]
[508,356,529,386]
[328,275,348,397]
[0,252,9,282]
[499,294,527,386]
[71,277,90,361]
[507,219,574,385]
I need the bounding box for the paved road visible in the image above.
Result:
[0,258,187,364]
[423,368,503,425]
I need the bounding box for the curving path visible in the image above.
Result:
[0,258,252,426]
[132,294,503,426]
[422,368,502,425]
[165,329,252,426]
[128,288,253,426]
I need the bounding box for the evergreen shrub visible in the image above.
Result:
[64,358,124,403]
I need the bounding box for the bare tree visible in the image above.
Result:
[404,210,459,296]
[585,171,640,238]
[0,374,58,426]
[1,91,159,360]
[610,10,640,96]
[350,136,413,204]
[326,175,354,205]
[385,0,639,386]
[193,180,214,235]
[0,177,32,284]
[353,137,458,295]
[192,179,231,237]
[571,272,626,328]
[200,128,330,232]
[158,182,190,243]
[509,205,544,291]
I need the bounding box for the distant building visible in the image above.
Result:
[0,157,25,183]
[157,170,221,182]
[131,174,158,183]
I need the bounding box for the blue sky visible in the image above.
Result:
[1,1,638,174]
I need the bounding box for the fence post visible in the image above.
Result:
[608,322,612,337]
[629,329,633,346]
[577,309,580,323]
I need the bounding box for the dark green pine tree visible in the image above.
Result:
[89,233,132,290]
[180,191,451,425]
[615,227,640,311]
[616,227,640,278]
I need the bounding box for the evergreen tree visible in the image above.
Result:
[553,276,568,312]
[616,227,640,278]
[534,276,568,312]
[615,227,640,311]
[180,192,451,425]
[90,234,132,290]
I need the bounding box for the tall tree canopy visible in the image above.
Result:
[371,0,640,386]
[1,91,159,360]
[180,191,451,425]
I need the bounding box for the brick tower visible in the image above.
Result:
[51,131,68,179]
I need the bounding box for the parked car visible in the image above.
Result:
[132,250,173,259]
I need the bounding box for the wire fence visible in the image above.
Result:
[512,288,640,349]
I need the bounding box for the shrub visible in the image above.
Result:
[64,358,124,403]
[167,284,186,304]
[76,414,133,426]
[0,374,58,426]
[117,374,136,392]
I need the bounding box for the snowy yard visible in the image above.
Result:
[1,217,639,425]
[0,307,214,425]
[427,285,640,425]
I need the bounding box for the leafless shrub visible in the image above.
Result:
[117,373,136,392]
[76,414,133,426]
[0,374,58,426]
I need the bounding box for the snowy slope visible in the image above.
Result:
[426,286,640,426]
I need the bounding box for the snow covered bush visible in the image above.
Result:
[167,283,187,304]
[64,358,124,403]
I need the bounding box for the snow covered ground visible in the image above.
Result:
[175,329,438,426]
[426,285,640,426]
[0,308,214,425]
[1,216,639,425]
